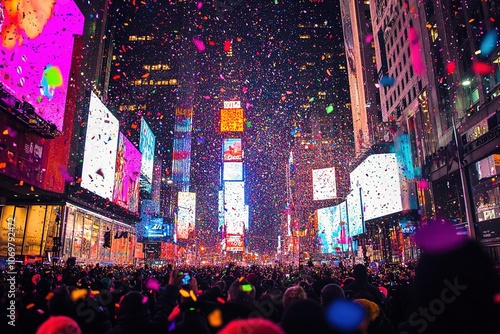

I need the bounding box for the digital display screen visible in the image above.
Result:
[349,153,403,221]
[223,162,244,181]
[223,138,243,161]
[220,108,244,132]
[139,118,156,193]
[347,189,364,236]
[177,192,196,239]
[312,167,337,200]
[113,132,142,213]
[80,92,120,200]
[0,1,84,131]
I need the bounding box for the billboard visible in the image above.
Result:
[139,118,156,193]
[0,1,84,132]
[145,217,166,239]
[113,132,142,213]
[177,192,196,240]
[223,162,244,181]
[317,202,348,254]
[223,138,243,161]
[226,234,244,252]
[347,189,364,236]
[220,108,244,132]
[81,92,120,200]
[350,153,403,221]
[312,167,337,200]
[224,181,245,235]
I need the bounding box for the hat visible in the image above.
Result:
[36,315,81,334]
[219,318,284,334]
[354,298,380,322]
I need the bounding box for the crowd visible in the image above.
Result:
[2,226,500,334]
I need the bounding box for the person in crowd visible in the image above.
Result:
[282,285,307,310]
[320,283,345,308]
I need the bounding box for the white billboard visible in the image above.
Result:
[177,192,196,239]
[347,189,364,236]
[350,153,402,221]
[223,162,244,181]
[312,167,337,200]
[81,92,119,199]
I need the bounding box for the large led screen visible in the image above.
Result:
[224,181,245,235]
[349,153,402,221]
[139,118,155,193]
[223,138,243,161]
[226,234,244,252]
[177,192,196,240]
[347,189,364,236]
[317,206,341,254]
[220,108,244,132]
[113,132,142,213]
[81,93,120,200]
[0,1,84,131]
[312,167,337,200]
[223,162,243,181]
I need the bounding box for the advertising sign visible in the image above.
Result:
[0,1,84,132]
[81,93,119,200]
[226,234,244,252]
[223,138,243,161]
[312,167,337,200]
[220,108,244,132]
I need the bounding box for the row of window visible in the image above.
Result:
[131,79,178,86]
[143,64,172,71]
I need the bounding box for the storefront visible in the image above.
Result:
[0,204,62,261]
[61,203,137,265]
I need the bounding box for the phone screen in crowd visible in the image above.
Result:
[182,274,191,285]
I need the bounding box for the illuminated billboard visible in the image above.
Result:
[0,1,84,132]
[347,189,364,236]
[223,138,243,161]
[224,181,245,235]
[220,108,244,132]
[113,132,142,213]
[177,192,196,240]
[318,202,348,254]
[226,234,244,252]
[81,92,120,200]
[139,118,156,193]
[145,217,166,239]
[312,167,337,200]
[223,162,243,181]
[349,153,403,221]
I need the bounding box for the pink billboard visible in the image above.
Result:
[0,0,84,131]
[113,132,142,213]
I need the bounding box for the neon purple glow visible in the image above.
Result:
[113,132,142,213]
[0,0,84,131]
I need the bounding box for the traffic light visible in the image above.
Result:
[103,231,111,248]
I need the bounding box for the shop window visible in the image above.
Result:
[72,211,84,258]
[64,209,75,256]
[24,206,47,256]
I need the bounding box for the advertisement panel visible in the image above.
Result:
[349,153,403,221]
[177,192,196,239]
[81,92,120,200]
[223,162,243,181]
[347,189,364,236]
[317,206,341,254]
[312,167,337,200]
[113,132,142,213]
[0,1,84,132]
[223,138,243,161]
[139,118,156,193]
[145,217,166,239]
[226,234,244,252]
[224,181,245,235]
[220,108,244,132]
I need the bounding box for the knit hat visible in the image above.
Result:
[36,315,81,334]
[354,298,380,322]
[219,318,284,334]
